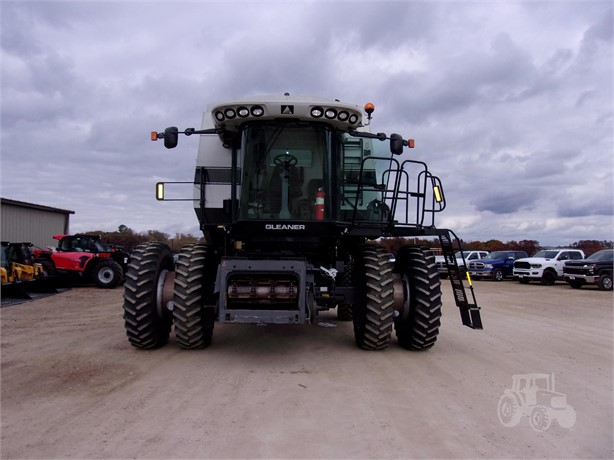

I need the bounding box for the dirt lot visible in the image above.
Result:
[1,280,612,459]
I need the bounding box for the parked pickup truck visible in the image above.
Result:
[468,251,528,281]
[435,251,489,278]
[513,249,585,285]
[563,249,613,291]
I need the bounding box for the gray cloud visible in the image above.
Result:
[1,1,612,246]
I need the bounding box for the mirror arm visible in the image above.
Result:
[184,127,223,136]
[347,129,389,141]
[347,129,413,147]
[154,127,222,140]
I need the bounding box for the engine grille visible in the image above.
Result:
[514,261,531,269]
[564,266,591,275]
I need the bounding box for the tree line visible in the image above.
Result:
[84,225,203,253]
[88,226,612,257]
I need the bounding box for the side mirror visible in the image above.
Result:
[390,133,404,155]
[164,127,179,149]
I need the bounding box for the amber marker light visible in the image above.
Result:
[364,102,375,114]
[408,139,415,148]
[433,185,442,203]
[151,131,159,141]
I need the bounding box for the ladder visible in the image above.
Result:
[438,230,483,329]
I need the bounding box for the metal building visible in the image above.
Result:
[1,198,75,249]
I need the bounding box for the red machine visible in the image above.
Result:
[34,234,129,288]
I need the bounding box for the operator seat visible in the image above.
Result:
[267,165,304,215]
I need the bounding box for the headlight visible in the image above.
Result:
[310,107,323,118]
[484,264,493,269]
[324,108,337,119]
[250,105,264,117]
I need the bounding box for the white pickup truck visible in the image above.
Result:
[435,250,489,279]
[513,249,585,285]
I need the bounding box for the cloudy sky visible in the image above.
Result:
[1,1,612,246]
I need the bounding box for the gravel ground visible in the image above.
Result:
[1,280,612,459]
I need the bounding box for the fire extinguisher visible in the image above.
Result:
[315,187,325,220]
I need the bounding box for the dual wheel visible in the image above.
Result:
[352,245,443,351]
[123,242,216,349]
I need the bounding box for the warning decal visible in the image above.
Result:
[281,105,294,115]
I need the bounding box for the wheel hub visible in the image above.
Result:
[98,268,114,282]
[156,269,175,319]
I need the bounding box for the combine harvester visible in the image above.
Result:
[123,94,482,350]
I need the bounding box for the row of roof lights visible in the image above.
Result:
[310,107,359,124]
[214,104,359,125]
[215,105,265,122]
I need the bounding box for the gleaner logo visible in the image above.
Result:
[265,224,305,230]
[281,105,294,115]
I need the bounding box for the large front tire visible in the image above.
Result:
[123,242,174,349]
[173,243,217,349]
[352,246,394,350]
[393,246,442,351]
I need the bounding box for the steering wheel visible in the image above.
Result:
[272,153,298,167]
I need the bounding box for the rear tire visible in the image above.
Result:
[497,394,521,427]
[352,246,394,350]
[598,272,613,291]
[123,242,174,349]
[173,243,217,349]
[393,246,442,351]
[92,259,123,288]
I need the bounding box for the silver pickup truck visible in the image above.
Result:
[435,251,489,278]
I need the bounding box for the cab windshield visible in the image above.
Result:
[532,250,559,258]
[239,122,332,220]
[587,250,613,261]
[238,121,390,223]
[485,251,509,260]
